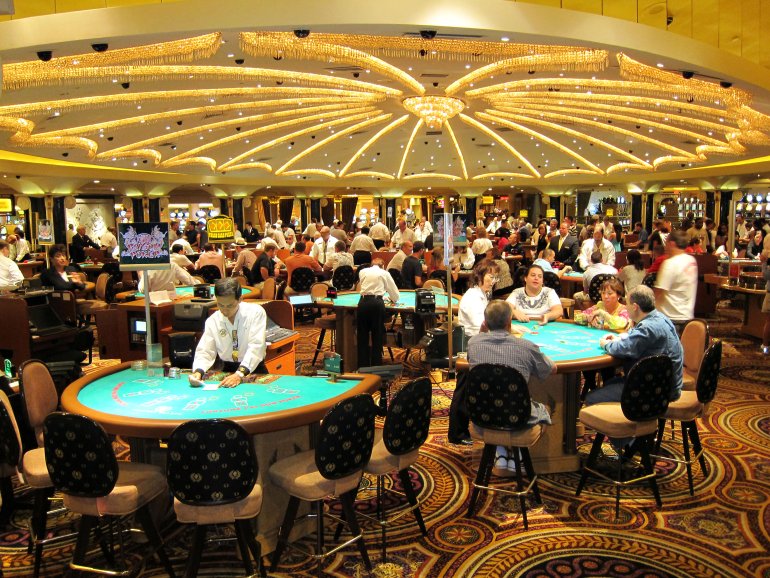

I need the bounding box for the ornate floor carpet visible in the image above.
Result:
[1,301,768,577]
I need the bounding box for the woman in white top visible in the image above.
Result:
[458,260,500,337]
[617,249,646,295]
[506,264,562,324]
[471,227,494,255]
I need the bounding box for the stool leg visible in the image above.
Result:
[270,496,300,572]
[233,519,255,577]
[185,526,206,578]
[638,436,662,508]
[576,433,604,497]
[520,448,541,504]
[654,418,666,453]
[312,329,327,365]
[70,515,96,574]
[340,489,371,572]
[468,444,495,517]
[688,420,708,475]
[398,468,427,535]
[135,505,176,578]
[680,422,694,496]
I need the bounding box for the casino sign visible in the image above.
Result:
[206,215,235,243]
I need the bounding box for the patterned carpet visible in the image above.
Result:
[1,300,769,577]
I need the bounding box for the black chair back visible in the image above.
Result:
[428,269,448,288]
[642,272,657,288]
[543,271,562,295]
[467,364,531,431]
[198,265,222,284]
[621,355,673,422]
[353,250,372,266]
[315,394,376,480]
[588,273,617,303]
[387,269,404,289]
[290,267,316,292]
[696,339,722,405]
[43,412,118,498]
[167,419,257,506]
[0,393,21,469]
[383,378,432,456]
[332,265,356,291]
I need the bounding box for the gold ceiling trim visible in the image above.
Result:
[398,120,423,179]
[403,173,461,180]
[240,32,425,96]
[459,113,540,178]
[446,49,608,96]
[339,115,410,177]
[218,162,272,174]
[443,120,468,181]
[344,171,395,180]
[472,172,535,180]
[281,169,337,178]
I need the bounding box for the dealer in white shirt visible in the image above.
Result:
[191,278,267,388]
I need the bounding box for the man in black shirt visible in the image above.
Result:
[401,241,426,289]
[250,245,277,290]
[242,221,260,243]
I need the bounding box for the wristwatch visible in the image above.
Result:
[235,365,250,379]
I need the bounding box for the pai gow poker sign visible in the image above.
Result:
[118,223,171,271]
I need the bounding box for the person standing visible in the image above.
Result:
[242,221,260,243]
[369,219,391,249]
[390,219,415,249]
[190,278,267,388]
[654,229,698,333]
[70,225,100,263]
[100,226,118,255]
[548,221,579,268]
[311,226,335,267]
[356,258,400,368]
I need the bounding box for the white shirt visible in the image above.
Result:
[325,251,354,271]
[655,252,698,321]
[471,238,493,255]
[458,286,489,337]
[171,238,194,255]
[486,219,500,233]
[311,237,335,265]
[358,264,400,302]
[414,222,433,242]
[100,231,118,250]
[170,252,194,269]
[578,237,616,270]
[506,287,561,317]
[349,234,377,253]
[271,228,287,249]
[369,222,391,242]
[391,227,415,248]
[193,301,267,373]
[0,254,23,286]
[13,238,31,261]
[139,264,194,293]
[387,250,408,272]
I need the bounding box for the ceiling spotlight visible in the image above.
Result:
[121,82,130,89]
[419,30,437,40]
[720,81,732,89]
[37,50,53,62]
[91,43,108,52]
[234,58,244,65]
[293,29,310,38]
[682,70,694,79]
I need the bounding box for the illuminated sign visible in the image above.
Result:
[0,198,13,213]
[206,215,235,243]
[546,209,556,218]
[519,210,529,218]
[119,222,170,271]
[482,195,495,204]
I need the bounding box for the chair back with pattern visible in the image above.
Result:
[167,419,257,506]
[353,250,372,266]
[387,269,404,289]
[0,391,21,472]
[20,360,59,447]
[383,378,432,456]
[642,272,657,288]
[696,339,722,405]
[588,273,617,303]
[543,271,562,295]
[43,412,118,498]
[681,319,710,375]
[332,265,356,290]
[315,394,376,480]
[310,282,329,301]
[620,355,673,422]
[422,279,444,291]
[290,267,316,292]
[467,364,531,431]
[198,265,222,284]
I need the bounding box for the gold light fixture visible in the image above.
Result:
[402,96,465,130]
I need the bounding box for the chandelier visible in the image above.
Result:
[402,96,465,130]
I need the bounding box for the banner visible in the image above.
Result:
[119,222,170,271]
[206,215,235,243]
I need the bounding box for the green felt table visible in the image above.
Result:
[61,362,380,439]
[562,271,584,279]
[512,320,613,370]
[134,285,254,299]
[323,291,459,310]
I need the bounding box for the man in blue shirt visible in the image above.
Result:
[587,284,683,405]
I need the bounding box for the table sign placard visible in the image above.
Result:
[206,214,235,243]
[118,222,170,271]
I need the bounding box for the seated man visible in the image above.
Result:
[250,244,279,292]
[323,240,354,273]
[284,241,322,295]
[467,300,555,473]
[533,248,572,278]
[139,262,194,293]
[190,278,267,388]
[0,240,23,287]
[573,250,618,307]
[170,243,194,270]
[387,240,412,272]
[578,228,615,271]
[590,285,683,406]
[400,241,426,289]
[230,239,256,280]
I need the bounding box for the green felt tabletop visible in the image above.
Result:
[328,291,459,309]
[134,285,253,298]
[76,369,363,420]
[562,271,584,279]
[512,321,611,362]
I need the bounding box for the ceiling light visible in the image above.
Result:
[402,96,464,130]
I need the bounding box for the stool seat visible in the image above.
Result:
[579,403,659,439]
[269,449,363,501]
[314,316,336,330]
[21,448,50,488]
[470,423,544,448]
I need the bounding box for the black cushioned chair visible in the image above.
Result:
[543,271,562,295]
[353,250,372,266]
[387,268,404,289]
[269,394,377,575]
[288,266,316,294]
[466,364,545,528]
[332,265,356,291]
[361,377,431,560]
[588,273,618,304]
[654,340,722,496]
[576,355,674,519]
[0,390,22,525]
[197,265,222,284]
[642,272,657,288]
[167,419,265,578]
[43,412,176,578]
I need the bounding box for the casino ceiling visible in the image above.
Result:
[1,0,770,197]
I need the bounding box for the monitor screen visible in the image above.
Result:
[131,318,147,334]
[288,294,314,306]
[28,305,65,331]
[119,222,170,271]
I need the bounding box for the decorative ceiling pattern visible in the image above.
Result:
[1,30,769,186]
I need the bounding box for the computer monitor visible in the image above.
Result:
[27,304,65,332]
[131,318,147,334]
[288,294,314,306]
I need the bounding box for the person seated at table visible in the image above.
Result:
[486,248,514,297]
[467,300,556,472]
[250,244,279,293]
[449,260,500,445]
[746,230,765,259]
[0,240,23,288]
[506,264,563,325]
[574,278,630,397]
[323,240,354,273]
[284,241,322,295]
[190,278,267,388]
[573,251,618,308]
[578,228,616,271]
[618,249,646,295]
[230,239,256,280]
[170,243,194,270]
[387,240,412,272]
[591,285,683,406]
[139,262,194,294]
[401,241,426,289]
[40,244,85,291]
[427,246,459,287]
[195,244,224,277]
[685,236,705,255]
[349,226,377,254]
[357,257,400,368]
[533,248,571,278]
[471,227,493,259]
